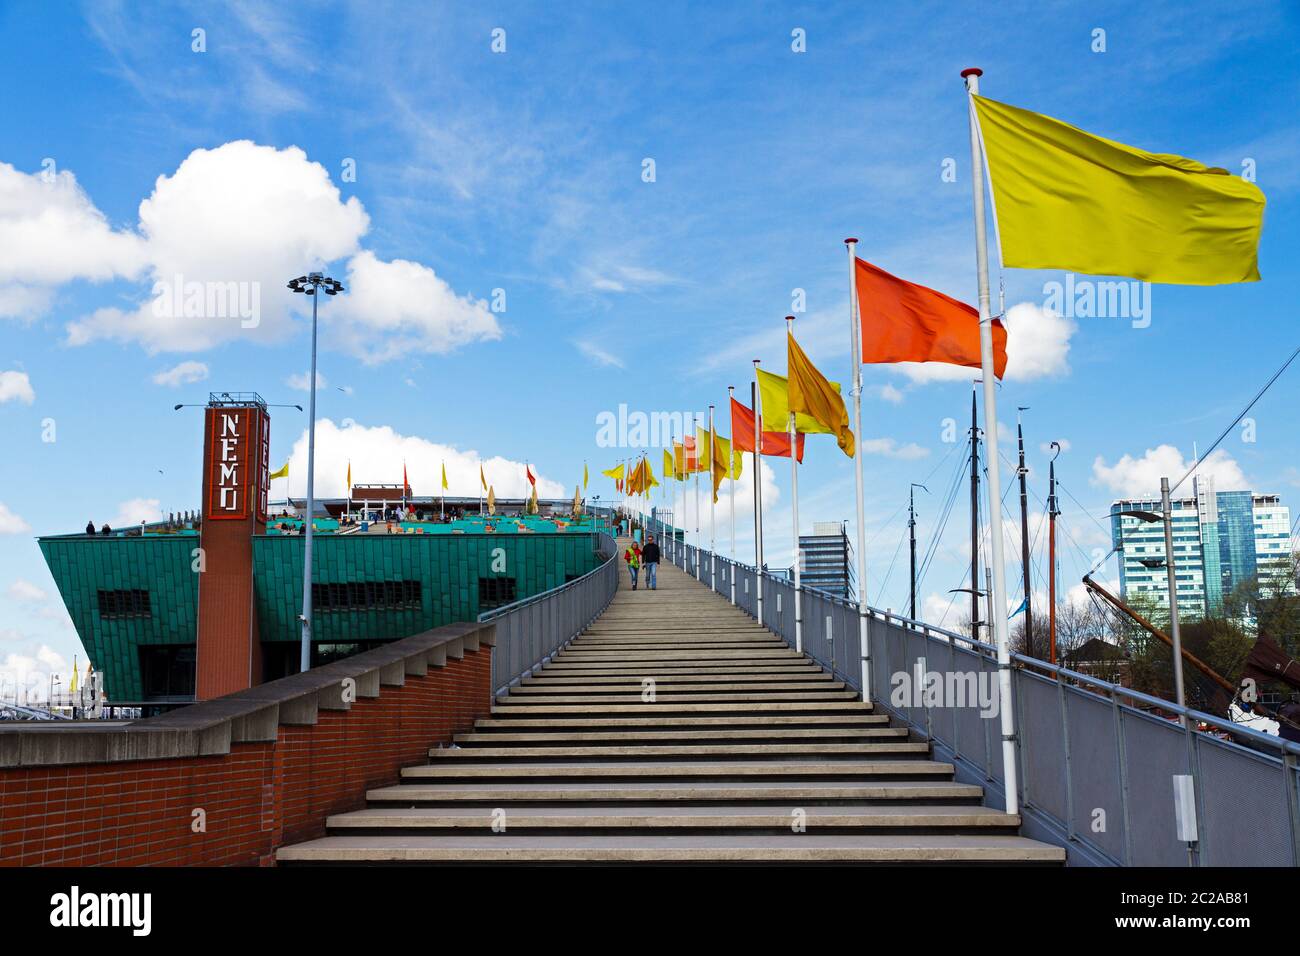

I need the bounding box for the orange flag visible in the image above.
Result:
[856,257,1007,378]
[730,397,804,462]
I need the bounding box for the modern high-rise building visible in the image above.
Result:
[798,521,855,598]
[1110,476,1293,619]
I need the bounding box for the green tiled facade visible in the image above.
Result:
[39,532,601,702]
[39,535,201,702]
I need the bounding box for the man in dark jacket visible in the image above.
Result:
[642,535,661,590]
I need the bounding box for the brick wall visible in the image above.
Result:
[0,640,492,867]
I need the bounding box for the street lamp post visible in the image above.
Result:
[288,272,345,674]
[1119,491,1188,726]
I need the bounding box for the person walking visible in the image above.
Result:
[624,540,642,590]
[642,534,660,590]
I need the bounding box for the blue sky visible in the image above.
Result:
[2,1,1298,697]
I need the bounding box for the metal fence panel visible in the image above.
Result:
[1198,738,1294,866]
[1065,689,1126,861]
[1020,673,1069,824]
[1120,709,1194,867]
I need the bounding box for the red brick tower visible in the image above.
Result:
[196,393,271,699]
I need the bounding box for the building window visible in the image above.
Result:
[479,577,518,610]
[139,644,195,699]
[311,580,422,612]
[98,588,151,619]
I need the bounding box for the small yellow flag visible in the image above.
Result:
[269,461,289,480]
[662,448,675,481]
[601,464,625,481]
[441,462,449,491]
[583,462,589,490]
[788,332,855,458]
[972,93,1264,284]
[480,463,487,491]
[487,485,496,515]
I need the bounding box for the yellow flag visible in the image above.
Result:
[756,367,839,435]
[710,432,732,503]
[972,94,1264,285]
[487,485,496,515]
[69,655,78,693]
[696,427,716,474]
[269,461,289,480]
[480,463,487,491]
[601,464,625,481]
[730,447,743,481]
[788,333,854,458]
[673,441,685,479]
[345,460,350,489]
[663,448,675,481]
[441,462,449,491]
[583,462,588,490]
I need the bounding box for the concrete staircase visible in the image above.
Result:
[278,548,1065,865]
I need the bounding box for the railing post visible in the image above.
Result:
[1285,750,1300,867]
[1111,692,1135,866]
[1057,676,1075,841]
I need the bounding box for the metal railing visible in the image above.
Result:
[654,523,1300,867]
[479,531,619,696]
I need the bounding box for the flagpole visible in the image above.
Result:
[727,385,737,606]
[708,403,716,593]
[786,316,803,654]
[845,238,873,701]
[693,414,702,581]
[963,66,1019,816]
[752,365,765,626]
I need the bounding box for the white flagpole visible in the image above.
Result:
[963,66,1019,816]
[752,364,765,626]
[845,238,872,702]
[708,403,716,593]
[693,414,702,581]
[727,385,737,606]
[786,315,803,654]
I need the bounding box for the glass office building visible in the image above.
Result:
[797,521,856,598]
[1110,476,1293,620]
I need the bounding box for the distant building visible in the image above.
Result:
[1110,476,1292,619]
[798,521,855,598]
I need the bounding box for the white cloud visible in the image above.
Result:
[0,369,35,403]
[281,419,566,500]
[0,645,72,703]
[6,579,47,603]
[329,250,501,364]
[861,438,929,461]
[19,142,500,364]
[108,497,164,528]
[287,370,327,392]
[574,340,624,369]
[151,360,209,387]
[580,261,676,294]
[874,383,904,405]
[0,503,31,534]
[894,301,1076,384]
[1091,444,1249,498]
[0,162,148,318]
[67,141,368,352]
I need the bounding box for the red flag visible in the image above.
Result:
[856,257,1007,378]
[730,396,804,462]
[402,461,410,496]
[526,464,536,487]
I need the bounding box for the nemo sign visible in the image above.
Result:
[203,404,270,522]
